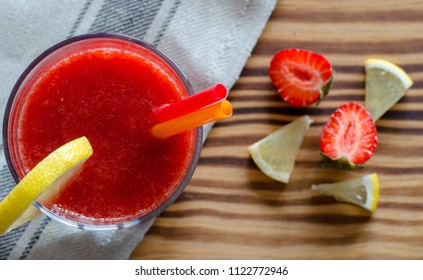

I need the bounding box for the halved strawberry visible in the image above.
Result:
[320,102,378,167]
[269,48,333,107]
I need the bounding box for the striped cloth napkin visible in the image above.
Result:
[0,0,276,259]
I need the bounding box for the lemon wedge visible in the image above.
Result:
[0,136,93,234]
[248,115,313,183]
[365,58,413,122]
[312,173,379,213]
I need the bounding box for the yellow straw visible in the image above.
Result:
[152,100,233,139]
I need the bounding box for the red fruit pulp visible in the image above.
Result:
[11,43,196,224]
[269,48,333,107]
[320,102,378,166]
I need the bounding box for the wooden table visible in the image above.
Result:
[130,0,423,259]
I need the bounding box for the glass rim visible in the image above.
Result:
[2,33,203,231]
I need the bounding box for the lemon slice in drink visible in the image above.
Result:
[248,115,313,183]
[312,173,379,212]
[365,58,413,122]
[0,136,93,234]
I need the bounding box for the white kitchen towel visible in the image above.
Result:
[0,0,276,259]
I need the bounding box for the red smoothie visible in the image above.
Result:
[6,36,199,226]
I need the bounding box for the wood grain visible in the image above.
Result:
[130,0,423,259]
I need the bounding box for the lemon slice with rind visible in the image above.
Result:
[311,173,379,213]
[248,115,313,183]
[365,58,413,122]
[0,136,93,234]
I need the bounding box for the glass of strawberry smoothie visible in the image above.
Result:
[3,33,203,230]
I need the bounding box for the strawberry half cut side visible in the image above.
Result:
[269,48,333,107]
[320,102,378,167]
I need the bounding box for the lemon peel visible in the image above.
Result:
[312,173,379,213]
[0,136,93,234]
[365,58,413,121]
[248,115,313,183]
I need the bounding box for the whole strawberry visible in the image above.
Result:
[320,102,378,167]
[269,48,333,107]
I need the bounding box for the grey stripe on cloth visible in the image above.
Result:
[0,0,276,259]
[69,0,94,37]
[0,164,15,200]
[0,219,28,260]
[0,155,25,260]
[88,0,165,39]
[17,216,51,260]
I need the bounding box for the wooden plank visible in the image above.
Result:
[130,0,423,259]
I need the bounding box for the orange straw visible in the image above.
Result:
[152,100,232,139]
